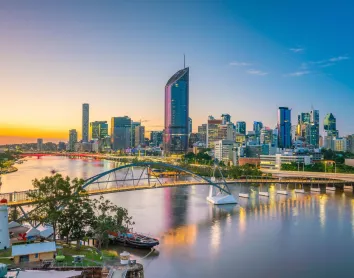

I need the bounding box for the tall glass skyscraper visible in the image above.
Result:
[253,121,263,135]
[164,67,189,154]
[89,121,108,140]
[82,103,89,142]
[277,107,292,148]
[236,121,246,135]
[324,113,338,137]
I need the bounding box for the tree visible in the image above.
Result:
[27,174,87,242]
[8,206,22,223]
[58,191,95,248]
[90,196,134,250]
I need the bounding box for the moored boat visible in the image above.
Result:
[108,231,159,249]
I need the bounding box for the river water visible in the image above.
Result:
[2,156,354,277]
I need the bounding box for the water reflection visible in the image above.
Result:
[4,157,354,278]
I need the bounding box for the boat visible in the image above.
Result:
[108,231,159,249]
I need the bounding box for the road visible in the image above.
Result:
[262,169,354,182]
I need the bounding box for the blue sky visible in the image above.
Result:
[0,0,353,143]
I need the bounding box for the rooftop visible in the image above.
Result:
[12,242,56,257]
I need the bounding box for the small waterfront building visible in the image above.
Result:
[12,242,56,264]
[260,154,311,170]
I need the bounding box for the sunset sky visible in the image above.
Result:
[0,0,353,144]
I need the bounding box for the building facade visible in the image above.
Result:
[260,154,312,170]
[221,114,231,125]
[164,67,189,154]
[334,138,347,152]
[89,121,108,140]
[253,121,263,135]
[278,107,292,148]
[82,103,89,142]
[111,116,131,151]
[135,126,145,146]
[206,117,222,148]
[188,117,192,135]
[197,124,207,144]
[68,129,78,152]
[214,140,234,164]
[37,139,43,152]
[150,131,163,147]
[324,113,338,137]
[236,121,246,135]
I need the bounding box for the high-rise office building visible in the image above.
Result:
[221,114,231,125]
[131,121,141,147]
[111,116,131,150]
[37,138,43,151]
[188,117,192,135]
[260,128,273,144]
[150,131,163,147]
[207,116,233,148]
[82,103,89,142]
[69,129,78,152]
[89,121,108,140]
[297,110,319,147]
[236,121,246,135]
[197,124,207,144]
[253,121,263,135]
[324,113,338,137]
[164,67,189,154]
[277,107,292,148]
[207,117,222,148]
[135,126,145,146]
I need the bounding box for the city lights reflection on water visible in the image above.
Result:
[2,157,354,277]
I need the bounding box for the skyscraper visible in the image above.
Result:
[297,110,319,147]
[150,131,163,147]
[111,116,131,150]
[309,110,320,147]
[221,114,231,125]
[324,113,338,137]
[197,124,207,144]
[135,126,145,146]
[69,129,78,152]
[188,117,192,135]
[253,121,263,135]
[206,117,222,148]
[89,121,108,140]
[164,67,189,154]
[82,103,89,142]
[277,107,292,148]
[131,121,141,147]
[236,121,246,135]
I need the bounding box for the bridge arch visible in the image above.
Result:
[82,161,231,195]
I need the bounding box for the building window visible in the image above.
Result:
[35,253,39,258]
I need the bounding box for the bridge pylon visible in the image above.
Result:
[206,168,237,205]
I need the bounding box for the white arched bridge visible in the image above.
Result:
[1,162,353,208]
[1,162,235,207]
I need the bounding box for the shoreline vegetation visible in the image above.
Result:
[0,165,18,175]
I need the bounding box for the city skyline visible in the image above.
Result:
[0,1,353,144]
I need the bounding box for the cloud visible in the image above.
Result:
[328,56,349,62]
[290,48,304,53]
[246,69,268,76]
[286,71,311,77]
[229,61,252,66]
[310,55,349,65]
[319,63,335,68]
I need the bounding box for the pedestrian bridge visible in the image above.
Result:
[1,162,352,207]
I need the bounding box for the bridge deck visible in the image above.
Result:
[1,178,352,207]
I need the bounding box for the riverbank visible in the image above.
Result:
[0,166,18,175]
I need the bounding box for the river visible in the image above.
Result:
[1,156,354,277]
